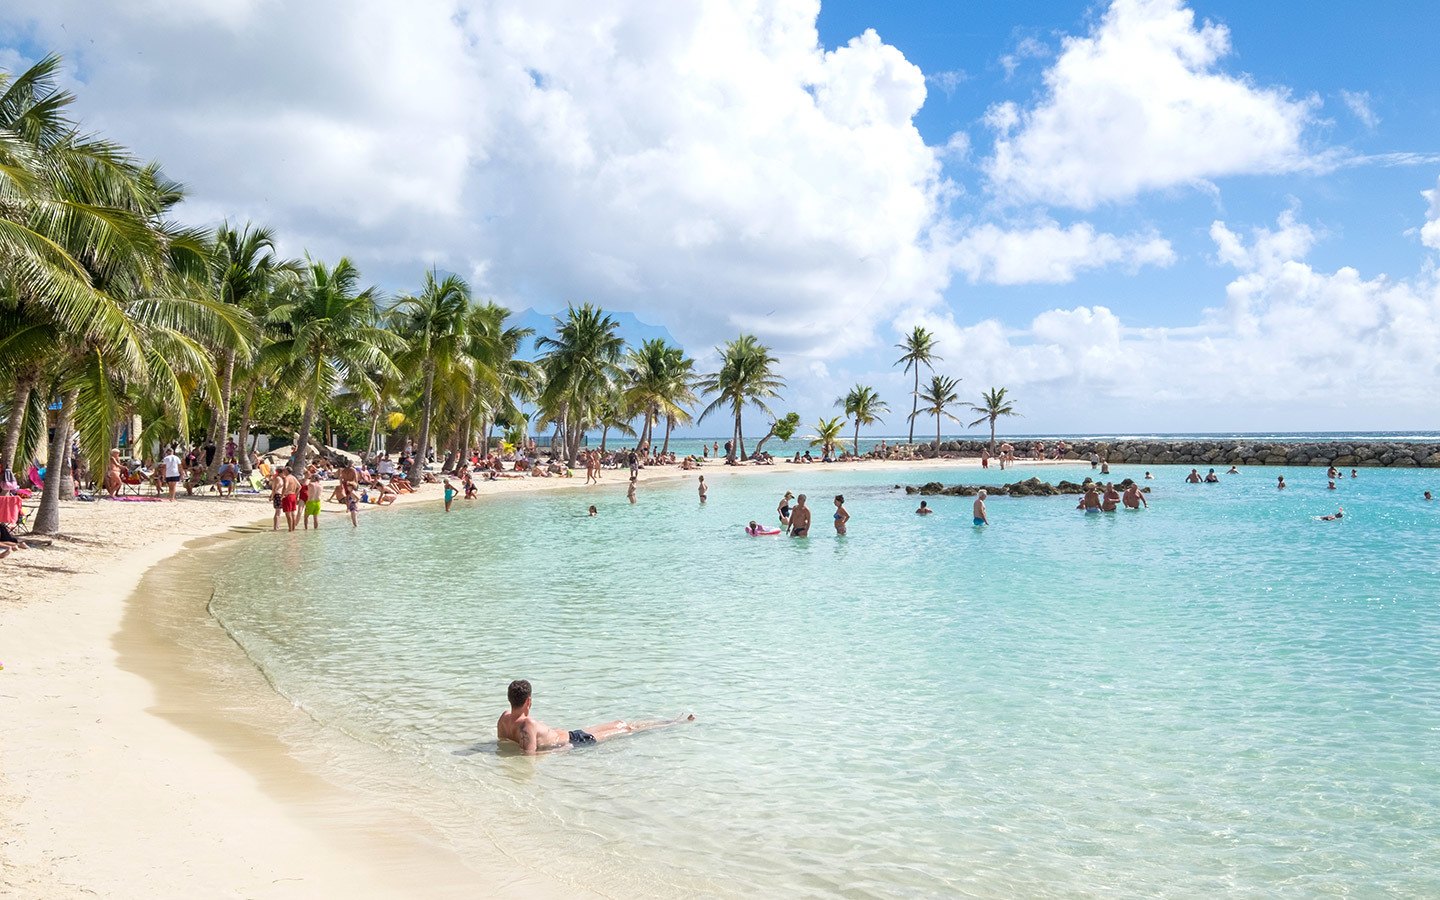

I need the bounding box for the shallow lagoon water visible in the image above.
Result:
[210,463,1440,897]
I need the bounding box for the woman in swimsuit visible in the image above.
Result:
[833,494,849,535]
[777,491,793,529]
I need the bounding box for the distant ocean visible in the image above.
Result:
[642,431,1440,458]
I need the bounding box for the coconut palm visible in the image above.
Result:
[535,303,625,464]
[696,334,784,462]
[387,270,473,481]
[260,257,402,476]
[464,302,536,457]
[911,374,963,451]
[894,326,941,446]
[838,384,888,457]
[965,387,1021,453]
[203,222,287,476]
[625,338,696,454]
[810,416,846,458]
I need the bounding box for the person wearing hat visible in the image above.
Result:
[777,491,795,531]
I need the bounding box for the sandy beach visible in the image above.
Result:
[1,455,1010,898]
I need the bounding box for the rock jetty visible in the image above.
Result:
[894,438,1440,468]
[903,476,1150,497]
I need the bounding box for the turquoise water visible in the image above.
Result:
[209,463,1440,897]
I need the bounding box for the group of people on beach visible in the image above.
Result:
[747,490,850,537]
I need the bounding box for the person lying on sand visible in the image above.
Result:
[497,680,693,755]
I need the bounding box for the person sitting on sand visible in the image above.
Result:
[1122,482,1148,509]
[372,482,397,506]
[0,520,28,555]
[1318,507,1344,521]
[390,474,415,493]
[916,500,933,515]
[973,490,989,526]
[497,680,694,756]
[1185,468,1202,484]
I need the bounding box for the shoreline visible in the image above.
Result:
[1,455,1002,897]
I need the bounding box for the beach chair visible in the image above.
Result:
[119,470,146,496]
[0,494,28,536]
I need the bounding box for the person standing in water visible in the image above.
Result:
[973,490,989,526]
[1102,483,1121,512]
[790,494,811,537]
[1122,482,1148,509]
[916,500,933,515]
[496,680,693,755]
[443,477,458,512]
[627,475,637,504]
[698,475,707,503]
[1078,484,1102,513]
[777,491,794,530]
[833,494,849,535]
[1278,475,1287,490]
[303,473,323,529]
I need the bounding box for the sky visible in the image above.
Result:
[3,0,1440,436]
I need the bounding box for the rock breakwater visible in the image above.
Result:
[900,439,1440,468]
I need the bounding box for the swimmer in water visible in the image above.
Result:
[973,490,988,526]
[1226,465,1240,475]
[1351,469,1358,478]
[1144,471,1154,480]
[497,680,694,755]
[1185,468,1202,484]
[1426,491,1434,501]
[1204,468,1220,483]
[1277,475,1286,490]
[1317,507,1344,522]
[916,500,933,515]
[833,494,849,535]
[698,474,707,503]
[588,505,598,517]
[1328,480,1336,490]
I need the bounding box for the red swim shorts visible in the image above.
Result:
[281,494,298,513]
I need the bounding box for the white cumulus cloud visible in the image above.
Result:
[985,0,1318,209]
[1421,176,1440,251]
[951,220,1175,285]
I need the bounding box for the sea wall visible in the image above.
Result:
[898,439,1440,468]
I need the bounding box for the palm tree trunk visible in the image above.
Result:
[662,417,672,455]
[411,364,435,483]
[909,369,919,445]
[1,371,34,474]
[935,414,941,452]
[33,388,79,535]
[293,383,321,475]
[207,350,236,478]
[600,424,609,453]
[737,414,746,461]
[754,422,777,456]
[853,420,861,457]
[235,381,258,473]
[989,419,996,453]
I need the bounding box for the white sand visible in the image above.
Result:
[0,455,1017,897]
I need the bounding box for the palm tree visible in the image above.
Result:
[203,222,286,476]
[810,416,846,458]
[838,384,888,457]
[965,387,1020,453]
[894,326,940,446]
[625,338,697,454]
[387,270,472,481]
[695,334,784,462]
[535,303,625,464]
[261,257,402,476]
[911,374,962,452]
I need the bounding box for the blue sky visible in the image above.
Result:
[4,0,1440,435]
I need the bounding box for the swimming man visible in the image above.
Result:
[496,680,693,755]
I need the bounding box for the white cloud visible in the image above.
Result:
[951,220,1175,284]
[1421,177,1440,251]
[1340,90,1378,129]
[926,69,967,97]
[999,36,1049,79]
[985,0,1317,209]
[1,0,954,359]
[896,207,1440,426]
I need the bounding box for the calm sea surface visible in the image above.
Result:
[209,462,1440,897]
